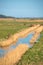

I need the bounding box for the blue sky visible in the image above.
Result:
[0,0,43,17]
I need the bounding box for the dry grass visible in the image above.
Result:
[16,19,43,22]
[30,26,43,44]
[0,25,40,47]
[0,18,43,22]
[0,18,14,21]
[0,25,43,65]
[0,44,28,65]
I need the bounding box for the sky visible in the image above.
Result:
[0,0,43,18]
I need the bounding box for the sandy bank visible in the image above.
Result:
[34,26,43,33]
[0,33,20,47]
[0,25,43,65]
[19,24,40,38]
[30,26,43,44]
[0,44,28,65]
[0,24,40,47]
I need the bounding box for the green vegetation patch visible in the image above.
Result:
[0,20,31,39]
[16,32,43,65]
[0,20,43,40]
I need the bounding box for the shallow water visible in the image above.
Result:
[9,32,34,50]
[0,32,40,57]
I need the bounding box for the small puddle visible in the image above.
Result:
[0,32,40,57]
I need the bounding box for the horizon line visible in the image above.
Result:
[0,14,43,19]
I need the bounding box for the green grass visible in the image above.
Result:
[0,20,43,65]
[16,32,43,65]
[0,20,32,39]
[0,20,43,39]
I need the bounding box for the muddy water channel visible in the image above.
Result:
[0,32,40,57]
